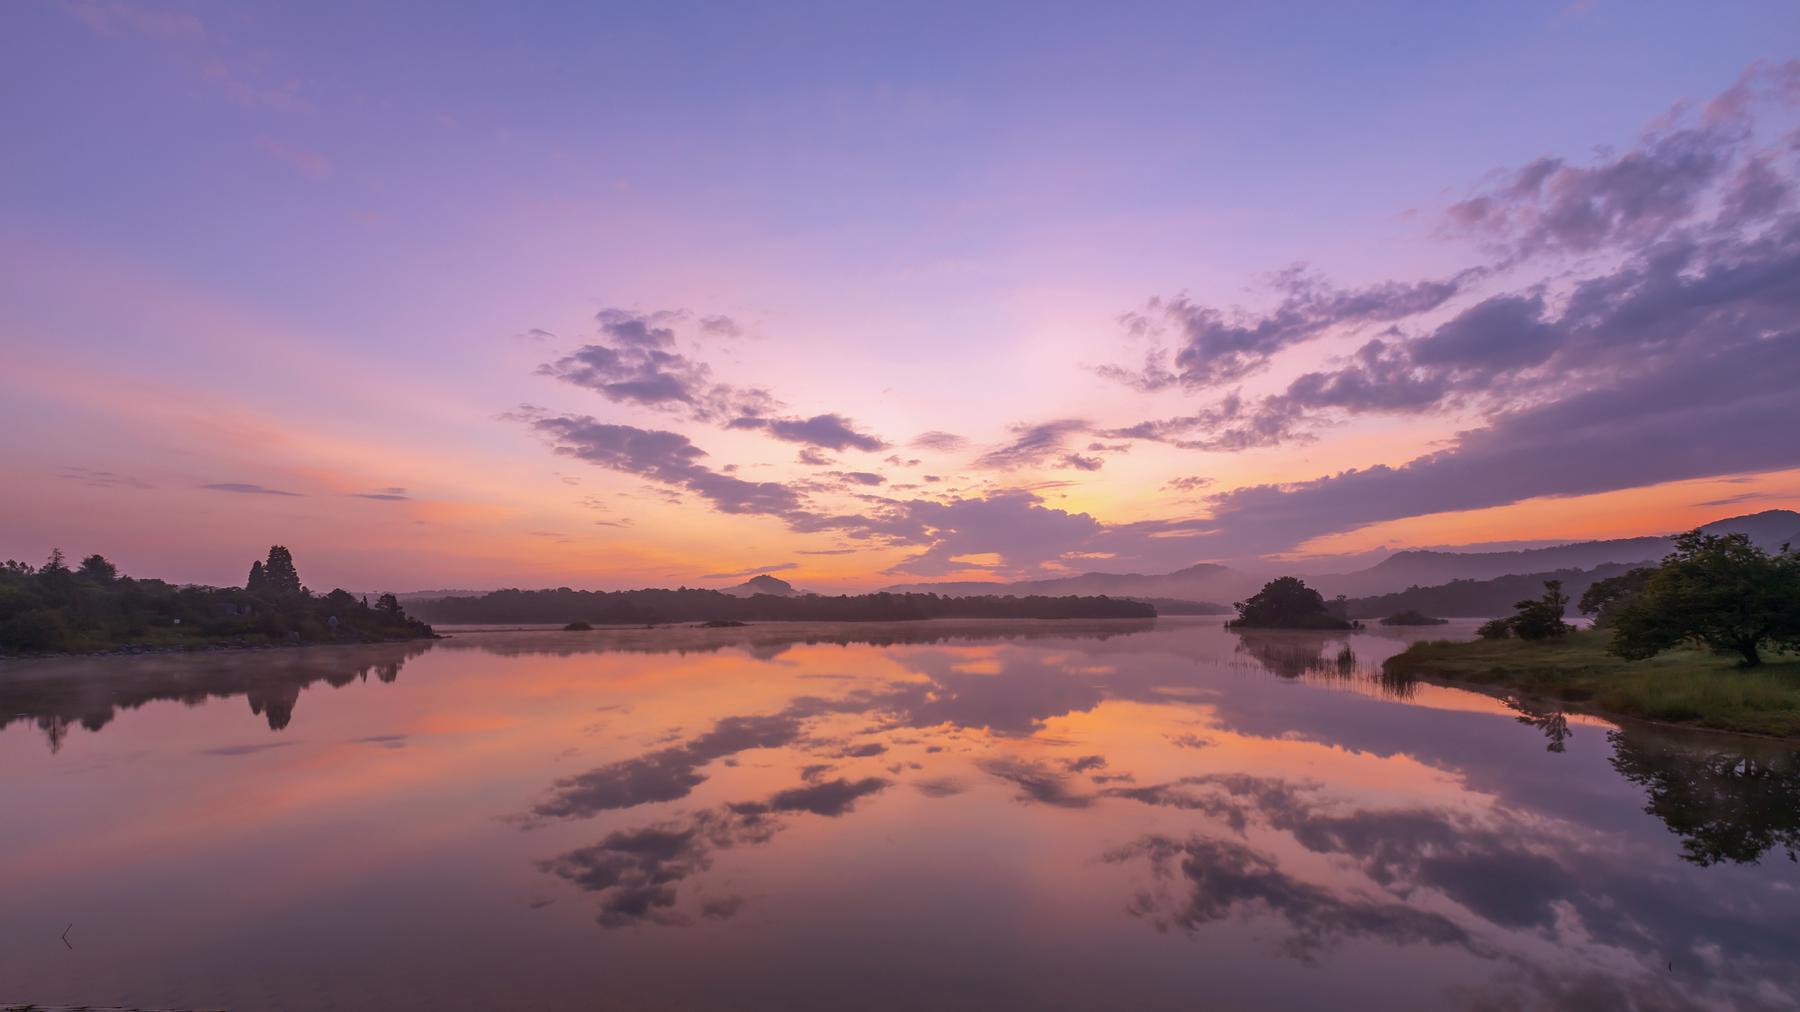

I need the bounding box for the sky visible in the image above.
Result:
[3,1,1800,593]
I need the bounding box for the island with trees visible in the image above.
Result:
[0,546,435,656]
[1386,531,1800,737]
[1225,576,1357,630]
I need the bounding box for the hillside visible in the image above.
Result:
[1313,509,1799,598]
[1342,562,1644,619]
[719,574,802,597]
[884,562,1258,608]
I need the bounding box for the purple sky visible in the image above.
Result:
[3,2,1799,591]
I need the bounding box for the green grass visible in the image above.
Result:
[1384,629,1800,738]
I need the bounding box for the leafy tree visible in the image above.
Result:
[261,546,302,595]
[246,560,267,592]
[1510,580,1571,641]
[1579,566,1654,626]
[36,548,75,603]
[1474,580,1571,640]
[78,554,118,584]
[1228,576,1353,630]
[1477,617,1513,640]
[1611,531,1800,667]
[376,592,403,617]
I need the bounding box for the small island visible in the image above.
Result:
[0,546,435,656]
[1227,576,1357,630]
[1379,610,1448,626]
[1385,531,1800,738]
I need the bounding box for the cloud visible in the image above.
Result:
[1089,67,1800,553]
[1103,267,1474,392]
[539,309,887,454]
[530,713,804,820]
[59,467,152,490]
[974,419,1091,470]
[201,482,303,497]
[729,412,888,452]
[528,413,1135,577]
[698,314,744,338]
[911,431,968,452]
[1196,218,1800,553]
[701,562,799,580]
[1441,62,1798,257]
[730,776,891,817]
[539,774,887,927]
[1105,834,1472,960]
[255,136,331,180]
[978,756,1093,808]
[352,487,410,501]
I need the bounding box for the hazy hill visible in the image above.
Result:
[719,574,801,598]
[1310,510,1799,598]
[884,563,1259,607]
[1342,562,1644,620]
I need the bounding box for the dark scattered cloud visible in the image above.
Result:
[911,431,968,452]
[540,775,886,926]
[913,776,968,798]
[974,419,1091,470]
[731,776,891,817]
[1095,67,1800,553]
[352,487,410,501]
[530,713,804,820]
[730,413,888,452]
[978,756,1093,808]
[59,467,152,490]
[527,413,1126,577]
[538,308,887,453]
[1103,266,1475,391]
[1105,834,1472,960]
[201,482,303,497]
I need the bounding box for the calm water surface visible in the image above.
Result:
[3,618,1797,1011]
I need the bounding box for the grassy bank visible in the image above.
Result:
[1384,630,1800,738]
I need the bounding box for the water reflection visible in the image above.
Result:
[1610,728,1800,866]
[0,641,431,749]
[3,619,1798,1010]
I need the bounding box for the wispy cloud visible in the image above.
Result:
[202,482,304,497]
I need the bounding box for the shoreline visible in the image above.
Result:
[1383,631,1800,742]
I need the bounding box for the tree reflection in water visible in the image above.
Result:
[1609,728,1800,866]
[0,641,433,750]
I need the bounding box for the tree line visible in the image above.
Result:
[0,545,434,654]
[1479,530,1800,666]
[413,587,1156,625]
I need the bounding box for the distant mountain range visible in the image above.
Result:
[882,509,1800,607]
[381,509,1798,617]
[884,563,1262,608]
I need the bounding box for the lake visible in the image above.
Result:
[3,617,1797,1011]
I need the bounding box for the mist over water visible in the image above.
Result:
[2,618,1796,1011]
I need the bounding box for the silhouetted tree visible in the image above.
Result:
[1471,580,1570,640]
[1579,566,1654,627]
[246,560,267,592]
[262,546,302,595]
[376,592,403,617]
[78,554,118,584]
[1227,576,1352,630]
[1611,531,1800,667]
[1510,580,1571,641]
